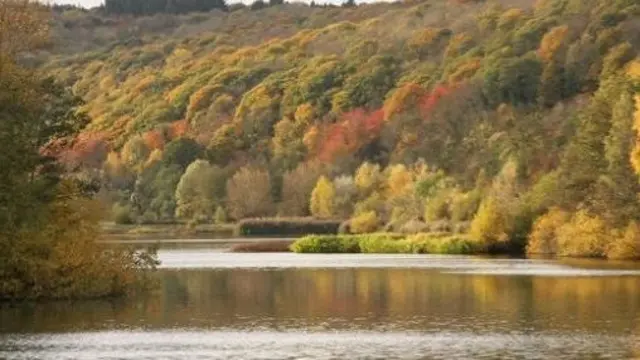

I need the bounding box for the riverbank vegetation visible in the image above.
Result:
[0,0,157,300]
[290,233,479,254]
[38,0,640,259]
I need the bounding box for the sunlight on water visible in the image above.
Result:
[157,250,640,276]
[1,330,639,360]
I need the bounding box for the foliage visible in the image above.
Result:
[290,233,479,254]
[527,207,570,255]
[290,234,362,253]
[309,176,336,218]
[226,166,274,219]
[0,0,157,300]
[279,162,323,216]
[555,210,611,258]
[174,159,226,221]
[606,222,640,260]
[349,210,379,234]
[112,202,135,224]
[34,0,640,257]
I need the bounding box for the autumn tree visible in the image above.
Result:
[226,166,274,219]
[279,162,323,216]
[310,176,336,218]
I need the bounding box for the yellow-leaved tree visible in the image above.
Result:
[310,176,336,218]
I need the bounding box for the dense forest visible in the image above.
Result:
[41,0,640,259]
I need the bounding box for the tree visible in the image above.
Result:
[594,91,640,225]
[342,0,356,8]
[279,162,323,216]
[226,166,273,219]
[0,0,156,300]
[162,137,203,169]
[310,176,336,218]
[121,135,150,172]
[483,56,543,106]
[175,160,226,222]
[354,162,383,198]
[333,175,357,219]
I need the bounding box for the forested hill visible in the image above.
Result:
[43,0,640,258]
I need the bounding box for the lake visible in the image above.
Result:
[2,246,640,359]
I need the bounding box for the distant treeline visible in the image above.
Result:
[101,0,356,15]
[104,0,229,15]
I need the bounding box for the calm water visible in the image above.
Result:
[2,248,640,359]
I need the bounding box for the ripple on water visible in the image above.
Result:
[1,330,639,360]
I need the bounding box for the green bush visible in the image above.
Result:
[235,217,342,236]
[290,233,481,255]
[290,235,361,253]
[112,203,135,225]
[406,233,481,254]
[359,234,409,253]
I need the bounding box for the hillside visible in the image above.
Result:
[43,0,640,258]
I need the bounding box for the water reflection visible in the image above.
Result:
[2,268,640,334]
[1,256,640,359]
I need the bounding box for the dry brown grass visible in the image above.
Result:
[228,239,294,252]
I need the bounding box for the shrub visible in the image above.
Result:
[450,190,481,222]
[290,235,361,253]
[406,233,480,254]
[235,217,341,236]
[606,222,640,260]
[469,196,513,246]
[527,207,569,255]
[359,234,409,253]
[556,210,611,258]
[290,233,480,255]
[112,203,134,225]
[350,211,380,233]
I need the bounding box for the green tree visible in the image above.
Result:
[175,159,226,222]
[594,91,640,225]
[163,137,204,169]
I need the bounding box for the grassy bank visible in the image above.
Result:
[102,222,236,239]
[290,233,483,255]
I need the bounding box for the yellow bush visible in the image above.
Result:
[526,208,570,255]
[350,211,380,234]
[556,210,611,258]
[469,196,512,246]
[606,222,640,260]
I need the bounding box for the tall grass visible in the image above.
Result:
[235,217,342,236]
